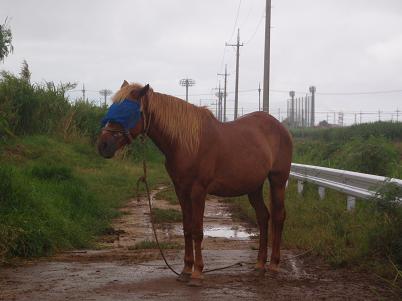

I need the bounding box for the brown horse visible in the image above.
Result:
[97,81,293,286]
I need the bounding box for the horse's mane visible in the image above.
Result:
[112,83,214,153]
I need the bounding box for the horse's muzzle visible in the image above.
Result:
[97,138,117,159]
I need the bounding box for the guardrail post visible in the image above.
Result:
[318,186,325,200]
[347,196,356,211]
[297,180,304,194]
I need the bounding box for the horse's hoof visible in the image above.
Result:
[176,272,191,283]
[187,277,203,287]
[253,267,266,277]
[267,263,280,273]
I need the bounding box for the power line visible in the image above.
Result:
[244,14,265,44]
[228,0,242,42]
[315,89,402,96]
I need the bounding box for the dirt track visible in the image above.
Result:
[0,187,398,300]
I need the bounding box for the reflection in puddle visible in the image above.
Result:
[204,225,253,239]
[157,224,255,240]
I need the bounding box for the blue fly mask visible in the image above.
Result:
[101,99,142,143]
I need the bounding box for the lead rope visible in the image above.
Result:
[136,134,180,276]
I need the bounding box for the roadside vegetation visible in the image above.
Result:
[224,180,402,288]
[291,122,402,178]
[151,207,182,223]
[0,66,168,264]
[155,186,179,205]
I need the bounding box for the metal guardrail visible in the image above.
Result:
[289,163,402,210]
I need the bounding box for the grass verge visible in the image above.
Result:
[0,135,168,263]
[151,208,182,223]
[223,179,402,288]
[155,185,179,205]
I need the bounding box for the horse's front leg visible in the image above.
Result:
[188,184,206,287]
[175,188,193,282]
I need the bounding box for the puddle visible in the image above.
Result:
[203,225,254,239]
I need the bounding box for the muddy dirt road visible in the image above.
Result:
[0,187,398,300]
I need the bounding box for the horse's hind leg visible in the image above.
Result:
[267,173,287,272]
[248,185,270,272]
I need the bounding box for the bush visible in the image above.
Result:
[369,183,402,267]
[291,121,402,141]
[0,71,72,135]
[0,69,107,143]
[332,136,399,176]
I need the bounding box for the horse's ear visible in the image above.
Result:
[138,84,150,98]
[121,80,129,88]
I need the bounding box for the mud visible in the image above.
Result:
[0,187,398,300]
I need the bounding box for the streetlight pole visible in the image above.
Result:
[179,78,196,102]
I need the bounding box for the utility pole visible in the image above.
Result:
[179,78,195,102]
[81,84,86,102]
[309,86,316,126]
[258,83,262,111]
[218,65,229,121]
[289,91,295,127]
[218,81,222,121]
[397,108,400,122]
[305,96,309,127]
[214,84,224,122]
[226,28,243,119]
[262,0,272,113]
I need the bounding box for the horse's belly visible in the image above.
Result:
[207,167,268,197]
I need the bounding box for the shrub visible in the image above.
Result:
[332,136,399,176]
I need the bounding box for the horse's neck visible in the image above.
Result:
[145,111,176,160]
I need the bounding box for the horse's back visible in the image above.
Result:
[202,111,292,196]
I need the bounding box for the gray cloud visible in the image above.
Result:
[1,0,401,122]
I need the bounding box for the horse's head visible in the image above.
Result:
[97,81,151,158]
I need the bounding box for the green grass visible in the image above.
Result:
[291,121,402,141]
[151,207,182,223]
[155,185,179,205]
[0,135,168,263]
[223,180,402,286]
[128,240,181,250]
[290,122,402,178]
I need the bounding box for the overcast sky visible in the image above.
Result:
[1,0,402,123]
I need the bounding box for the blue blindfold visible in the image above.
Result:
[101,99,141,130]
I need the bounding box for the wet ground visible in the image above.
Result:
[0,187,399,300]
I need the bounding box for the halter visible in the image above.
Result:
[101,98,150,144]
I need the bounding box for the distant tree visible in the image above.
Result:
[318,120,330,128]
[0,17,14,62]
[20,59,31,82]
